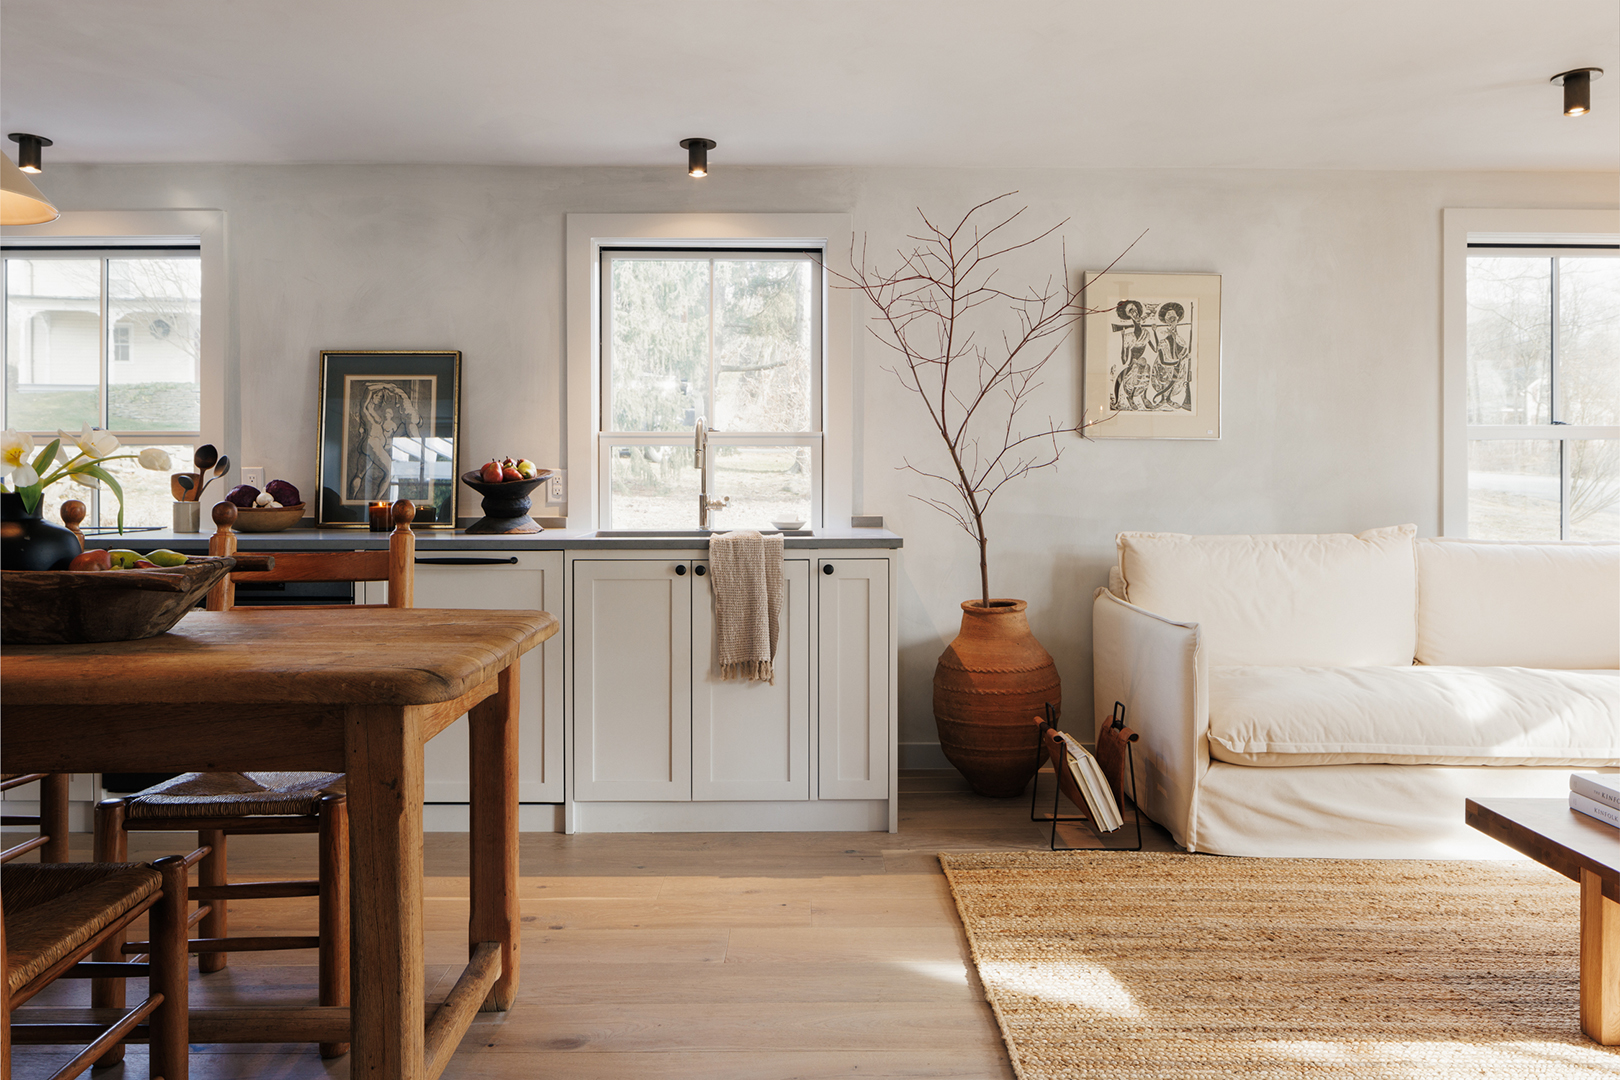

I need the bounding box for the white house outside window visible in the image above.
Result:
[598,249,823,530]
[2,248,202,529]
[1464,248,1619,540]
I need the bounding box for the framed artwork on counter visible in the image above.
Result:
[1081,271,1221,439]
[316,350,460,527]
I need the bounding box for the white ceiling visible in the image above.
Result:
[3,0,1617,171]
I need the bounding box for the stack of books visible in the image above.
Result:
[1570,773,1620,828]
[1058,734,1124,833]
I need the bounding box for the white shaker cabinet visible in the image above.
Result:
[365,551,564,805]
[570,558,694,802]
[816,558,890,800]
[568,548,895,832]
[692,558,812,801]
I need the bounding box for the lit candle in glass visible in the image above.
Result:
[369,502,390,532]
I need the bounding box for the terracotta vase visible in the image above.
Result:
[933,599,1061,798]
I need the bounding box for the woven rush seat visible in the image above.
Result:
[125,772,346,819]
[2,863,160,997]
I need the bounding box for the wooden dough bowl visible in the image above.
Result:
[230,503,306,532]
[2,556,239,645]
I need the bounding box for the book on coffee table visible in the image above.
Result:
[1571,772,1620,811]
[1571,790,1620,829]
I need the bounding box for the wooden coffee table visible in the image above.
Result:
[1467,796,1620,1044]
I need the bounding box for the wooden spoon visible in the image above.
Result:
[172,474,195,501]
[196,455,230,501]
[193,444,218,473]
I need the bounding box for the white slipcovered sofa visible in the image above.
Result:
[1092,525,1620,858]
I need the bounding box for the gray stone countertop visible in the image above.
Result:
[97,525,902,554]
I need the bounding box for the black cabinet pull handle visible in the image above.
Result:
[823,563,834,575]
[694,564,707,576]
[415,557,520,566]
[675,564,687,576]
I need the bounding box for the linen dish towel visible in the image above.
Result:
[708,529,784,683]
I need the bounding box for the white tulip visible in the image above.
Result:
[138,447,173,471]
[1,429,38,488]
[60,423,119,459]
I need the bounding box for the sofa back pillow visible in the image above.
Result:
[1416,539,1619,668]
[1117,525,1417,667]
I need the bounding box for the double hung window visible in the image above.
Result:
[599,249,822,530]
[3,248,202,528]
[1464,249,1619,540]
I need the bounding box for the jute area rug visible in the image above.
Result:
[941,851,1620,1079]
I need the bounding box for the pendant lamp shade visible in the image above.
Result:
[2,153,59,225]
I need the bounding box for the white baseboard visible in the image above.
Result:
[568,799,890,833]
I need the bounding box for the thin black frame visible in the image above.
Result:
[316,350,460,528]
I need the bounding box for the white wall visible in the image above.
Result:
[22,163,1617,765]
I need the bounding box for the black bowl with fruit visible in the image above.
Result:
[460,458,550,534]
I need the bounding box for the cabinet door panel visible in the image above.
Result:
[573,560,693,801]
[395,553,563,803]
[692,559,811,801]
[818,559,890,799]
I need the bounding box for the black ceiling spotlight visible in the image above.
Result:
[8,133,52,174]
[680,138,716,178]
[1551,68,1603,117]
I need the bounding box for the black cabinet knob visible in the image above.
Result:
[675,564,687,576]
[695,564,707,576]
[822,563,834,575]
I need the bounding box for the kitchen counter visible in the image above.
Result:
[95,524,903,553]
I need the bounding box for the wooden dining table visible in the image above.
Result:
[1,605,558,1079]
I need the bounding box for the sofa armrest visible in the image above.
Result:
[1092,587,1208,851]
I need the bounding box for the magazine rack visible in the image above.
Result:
[1030,702,1143,851]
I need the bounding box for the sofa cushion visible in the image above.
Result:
[1207,665,1620,767]
[1116,525,1417,667]
[1416,539,1620,669]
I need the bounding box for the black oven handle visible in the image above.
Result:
[414,557,521,566]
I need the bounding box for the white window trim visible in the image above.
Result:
[566,212,854,530]
[1440,207,1620,537]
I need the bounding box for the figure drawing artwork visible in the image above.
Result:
[317,350,460,526]
[341,376,436,505]
[1082,271,1220,439]
[1108,298,1195,414]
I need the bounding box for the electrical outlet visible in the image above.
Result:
[241,466,266,490]
[546,470,566,505]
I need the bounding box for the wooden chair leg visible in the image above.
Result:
[91,798,129,1067]
[318,793,351,1058]
[2,905,11,1080]
[150,854,192,1080]
[38,773,70,864]
[197,829,229,973]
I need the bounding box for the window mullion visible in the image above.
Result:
[705,258,717,492]
[1549,257,1560,425]
[1560,438,1572,540]
[99,257,110,431]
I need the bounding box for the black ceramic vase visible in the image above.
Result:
[1,491,82,570]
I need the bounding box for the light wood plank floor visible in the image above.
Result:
[9,770,1177,1079]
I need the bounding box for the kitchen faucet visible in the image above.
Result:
[694,416,730,530]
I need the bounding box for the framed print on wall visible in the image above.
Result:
[1081,271,1221,439]
[316,350,460,527]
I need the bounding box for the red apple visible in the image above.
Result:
[68,549,111,572]
[480,460,503,483]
